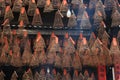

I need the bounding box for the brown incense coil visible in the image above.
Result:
[47,52,56,64]
[2,29,12,46]
[18,7,29,25]
[46,72,54,80]
[0,71,5,80]
[48,36,60,53]
[111,10,120,27]
[32,8,43,26]
[111,1,118,12]
[96,0,106,19]
[56,72,62,80]
[54,52,62,68]
[80,11,91,29]
[66,73,72,80]
[27,0,37,16]
[62,52,72,68]
[43,0,54,12]
[67,11,77,28]
[73,70,79,80]
[117,31,120,49]
[29,52,39,67]
[11,71,18,80]
[5,0,12,6]
[2,19,10,34]
[71,0,81,9]
[22,72,30,80]
[82,49,93,66]
[62,72,71,80]
[78,37,89,56]
[38,50,47,65]
[39,69,46,80]
[63,33,75,54]
[60,0,68,16]
[90,73,95,80]
[89,0,97,9]
[101,31,110,47]
[12,0,22,12]
[98,52,106,66]
[34,72,40,80]
[84,70,89,80]
[79,73,84,80]
[97,46,106,65]
[37,0,46,8]
[19,30,29,49]
[77,3,86,21]
[102,45,112,66]
[72,51,82,70]
[53,11,64,28]
[23,0,29,6]
[26,69,34,80]
[71,0,81,5]
[77,33,83,51]
[4,6,14,21]
[110,38,120,64]
[17,20,25,38]
[90,39,102,66]
[52,70,58,80]
[91,38,102,53]
[91,55,99,67]
[0,0,5,17]
[6,50,12,65]
[12,38,20,53]
[10,45,22,67]
[93,10,103,27]
[2,37,10,54]
[22,40,32,66]
[110,38,119,54]
[52,0,61,9]
[97,21,106,40]
[104,0,116,11]
[0,49,8,65]
[87,78,93,80]
[88,32,96,48]
[33,32,45,52]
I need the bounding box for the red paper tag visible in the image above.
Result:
[115,64,120,80]
[98,65,106,80]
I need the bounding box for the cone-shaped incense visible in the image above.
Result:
[32,8,43,26]
[80,11,91,29]
[18,7,29,25]
[27,0,37,16]
[53,11,64,28]
[12,0,23,12]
